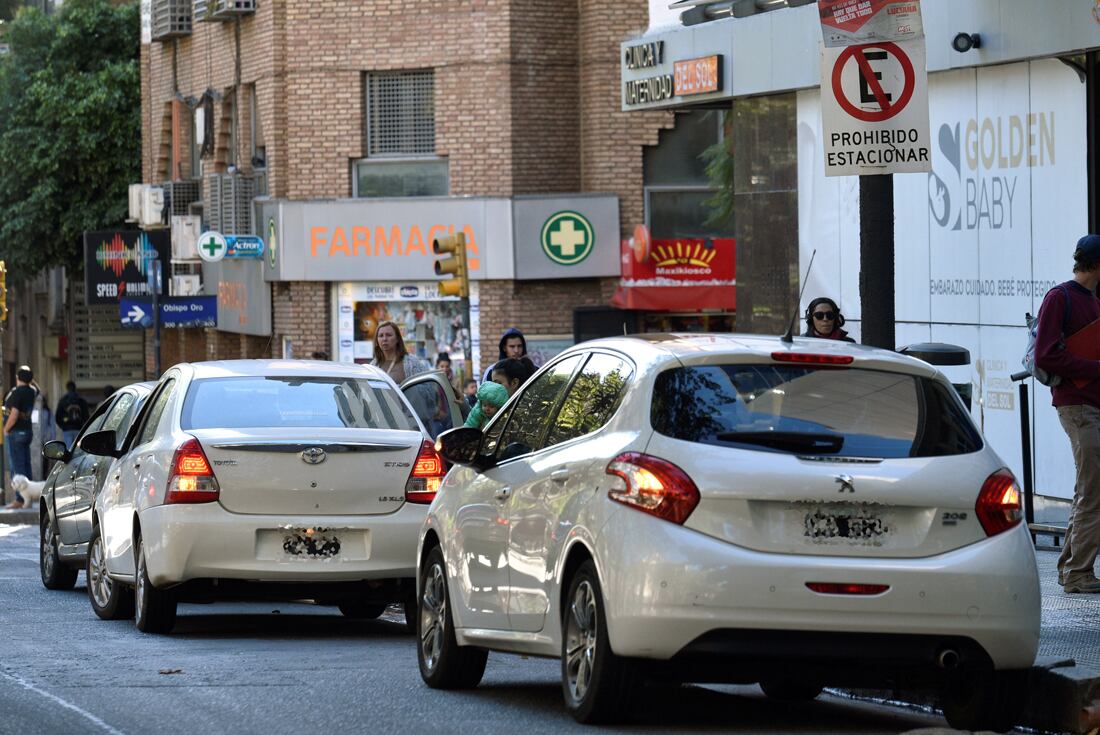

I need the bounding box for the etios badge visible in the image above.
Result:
[301,447,327,465]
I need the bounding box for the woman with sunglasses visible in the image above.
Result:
[803,297,855,342]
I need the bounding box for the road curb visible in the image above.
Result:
[838,656,1100,733]
[0,508,37,525]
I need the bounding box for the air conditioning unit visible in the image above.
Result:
[140,186,166,228]
[128,184,144,222]
[151,0,193,41]
[193,0,211,22]
[161,180,202,217]
[220,174,256,235]
[204,173,222,232]
[171,215,202,260]
[171,275,201,296]
[210,0,256,20]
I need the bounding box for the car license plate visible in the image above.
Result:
[803,505,888,544]
[282,527,341,558]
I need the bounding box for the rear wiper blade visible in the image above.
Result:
[714,431,844,454]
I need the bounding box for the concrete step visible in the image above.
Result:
[0,508,37,525]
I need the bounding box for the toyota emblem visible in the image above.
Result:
[301,447,327,465]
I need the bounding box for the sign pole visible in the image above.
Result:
[152,255,161,378]
[859,173,895,349]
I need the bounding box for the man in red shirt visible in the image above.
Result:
[1035,234,1100,593]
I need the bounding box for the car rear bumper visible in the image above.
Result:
[597,509,1040,671]
[138,502,424,587]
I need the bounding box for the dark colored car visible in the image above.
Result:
[39,382,155,591]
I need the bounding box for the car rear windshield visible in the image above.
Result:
[181,376,420,431]
[651,365,982,458]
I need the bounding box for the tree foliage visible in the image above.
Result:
[0,0,139,278]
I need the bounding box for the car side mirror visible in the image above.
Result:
[436,427,485,467]
[79,429,120,458]
[42,440,70,463]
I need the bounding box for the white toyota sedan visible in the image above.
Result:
[417,334,1040,731]
[80,360,446,634]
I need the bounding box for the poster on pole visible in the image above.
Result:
[818,0,923,47]
[821,39,931,177]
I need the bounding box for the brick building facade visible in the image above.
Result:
[141,0,674,374]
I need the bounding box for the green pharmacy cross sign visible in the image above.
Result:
[541,211,594,266]
[198,231,228,263]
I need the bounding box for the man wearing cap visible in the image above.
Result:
[3,366,37,507]
[1035,234,1100,593]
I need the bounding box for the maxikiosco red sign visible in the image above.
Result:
[622,237,735,282]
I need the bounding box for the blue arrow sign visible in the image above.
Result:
[225,235,265,259]
[120,296,218,328]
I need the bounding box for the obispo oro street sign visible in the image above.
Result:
[821,39,930,177]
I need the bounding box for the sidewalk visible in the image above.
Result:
[0,507,35,525]
[1036,545,1100,672]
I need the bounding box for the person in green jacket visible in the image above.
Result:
[464,381,509,430]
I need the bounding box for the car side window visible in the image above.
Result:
[136,379,176,447]
[402,380,453,439]
[70,400,114,462]
[494,355,583,462]
[100,394,135,435]
[546,353,634,448]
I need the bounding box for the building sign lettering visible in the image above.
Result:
[624,74,674,105]
[308,224,481,273]
[673,55,722,97]
[624,41,664,70]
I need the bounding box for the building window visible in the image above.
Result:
[643,110,724,239]
[355,70,448,198]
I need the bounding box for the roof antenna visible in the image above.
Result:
[781,249,817,344]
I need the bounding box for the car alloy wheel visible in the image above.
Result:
[416,546,487,689]
[40,512,77,590]
[420,561,447,672]
[564,579,599,703]
[134,538,176,634]
[88,533,112,610]
[87,526,134,621]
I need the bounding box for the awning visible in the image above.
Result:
[611,281,735,311]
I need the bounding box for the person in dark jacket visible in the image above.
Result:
[56,382,90,449]
[1035,234,1100,593]
[482,328,528,382]
[802,297,855,342]
[491,358,536,397]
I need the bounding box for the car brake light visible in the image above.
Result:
[806,582,889,595]
[406,439,445,504]
[165,436,220,504]
[605,452,699,525]
[975,468,1022,536]
[771,352,854,365]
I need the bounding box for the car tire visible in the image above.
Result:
[134,536,177,634]
[417,545,487,689]
[561,560,637,724]
[86,525,134,620]
[760,678,824,702]
[940,670,1026,733]
[40,511,78,591]
[338,602,386,619]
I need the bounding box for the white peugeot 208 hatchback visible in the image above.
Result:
[82,360,446,634]
[417,335,1040,731]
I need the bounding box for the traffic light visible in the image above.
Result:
[432,232,469,298]
[0,260,7,326]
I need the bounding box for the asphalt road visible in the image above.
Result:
[0,524,955,735]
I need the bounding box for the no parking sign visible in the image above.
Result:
[821,39,930,177]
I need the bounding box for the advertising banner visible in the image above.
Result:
[83,230,170,305]
[821,39,930,176]
[817,0,923,48]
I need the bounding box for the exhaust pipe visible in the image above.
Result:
[936,648,960,670]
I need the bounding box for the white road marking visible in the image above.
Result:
[0,669,125,735]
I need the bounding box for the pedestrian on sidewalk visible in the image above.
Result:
[1035,234,1100,594]
[803,297,855,342]
[56,382,90,449]
[491,358,535,397]
[370,320,430,384]
[463,378,478,408]
[464,381,509,430]
[482,328,527,383]
[3,366,36,507]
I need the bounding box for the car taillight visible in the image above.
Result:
[806,582,889,595]
[975,468,1022,536]
[406,439,445,504]
[605,452,699,525]
[165,436,220,504]
[771,352,854,365]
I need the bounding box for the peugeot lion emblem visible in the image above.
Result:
[301,447,327,465]
[835,474,855,493]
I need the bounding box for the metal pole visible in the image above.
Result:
[859,173,895,350]
[1017,379,1036,530]
[153,257,161,378]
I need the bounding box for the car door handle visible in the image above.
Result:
[550,469,571,483]
[494,486,512,501]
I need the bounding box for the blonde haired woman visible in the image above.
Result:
[370,320,431,383]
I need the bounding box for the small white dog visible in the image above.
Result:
[10,474,46,509]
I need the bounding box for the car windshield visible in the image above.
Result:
[651,364,982,458]
[181,376,420,431]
